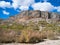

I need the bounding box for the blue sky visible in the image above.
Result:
[0,0,60,19]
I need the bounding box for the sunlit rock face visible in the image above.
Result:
[0,10,60,24]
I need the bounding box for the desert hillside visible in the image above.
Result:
[0,11,60,44]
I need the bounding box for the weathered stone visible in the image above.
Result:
[0,10,60,23]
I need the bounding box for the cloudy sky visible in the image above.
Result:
[0,0,60,19]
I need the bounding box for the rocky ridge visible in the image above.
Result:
[0,10,60,24]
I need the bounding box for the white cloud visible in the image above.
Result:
[12,0,20,9]
[0,0,60,12]
[3,10,10,15]
[12,0,34,10]
[32,2,54,11]
[19,6,29,11]
[19,0,34,6]
[55,6,60,12]
[0,1,11,8]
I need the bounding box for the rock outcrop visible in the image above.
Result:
[0,10,60,24]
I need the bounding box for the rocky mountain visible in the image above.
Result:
[0,10,60,43]
[0,10,60,24]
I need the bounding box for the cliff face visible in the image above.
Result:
[1,10,60,24]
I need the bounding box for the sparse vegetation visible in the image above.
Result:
[0,20,60,43]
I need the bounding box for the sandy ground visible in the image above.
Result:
[1,40,60,45]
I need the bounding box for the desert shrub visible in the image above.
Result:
[41,30,58,40]
[26,21,39,31]
[56,26,60,33]
[47,30,58,40]
[0,25,8,29]
[17,30,44,43]
[30,37,44,43]
[26,25,39,31]
[0,29,58,43]
[38,21,48,26]
[0,30,16,43]
[8,24,24,30]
